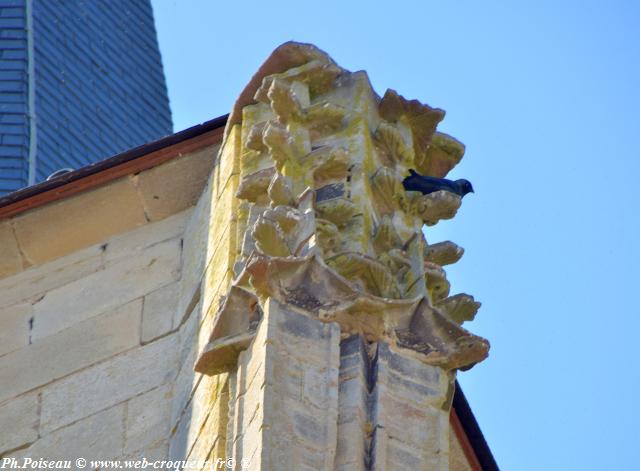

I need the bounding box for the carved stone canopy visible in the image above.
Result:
[195,42,489,376]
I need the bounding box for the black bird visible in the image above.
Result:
[402,169,474,198]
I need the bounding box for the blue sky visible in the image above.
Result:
[151,1,640,468]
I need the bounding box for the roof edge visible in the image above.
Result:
[453,381,500,471]
[0,115,229,219]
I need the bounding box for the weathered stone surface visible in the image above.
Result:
[9,404,125,461]
[202,41,488,377]
[0,299,142,404]
[31,237,181,341]
[142,282,179,343]
[12,177,148,266]
[0,220,24,279]
[228,300,340,470]
[133,146,218,222]
[0,302,31,356]
[0,392,39,454]
[124,383,173,455]
[39,332,178,434]
[370,343,451,468]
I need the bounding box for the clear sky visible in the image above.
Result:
[151,1,640,468]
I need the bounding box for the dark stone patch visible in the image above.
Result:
[278,304,332,340]
[378,342,440,384]
[284,287,324,312]
[315,183,345,202]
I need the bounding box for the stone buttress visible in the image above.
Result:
[188,42,489,470]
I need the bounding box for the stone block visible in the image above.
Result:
[0,244,103,309]
[9,404,125,461]
[178,181,213,321]
[12,177,148,265]
[375,343,448,409]
[382,437,424,470]
[377,342,443,386]
[201,223,233,317]
[336,376,368,426]
[31,237,181,341]
[142,282,179,343]
[334,421,367,470]
[125,383,173,454]
[0,302,31,356]
[0,392,39,454]
[134,146,218,222]
[208,173,239,253]
[39,332,178,434]
[103,209,190,263]
[0,299,142,404]
[213,125,240,201]
[230,300,341,470]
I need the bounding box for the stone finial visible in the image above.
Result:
[196,41,489,375]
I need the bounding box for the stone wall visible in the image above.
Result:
[0,140,227,462]
[0,209,188,459]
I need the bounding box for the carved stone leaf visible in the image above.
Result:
[262,121,296,170]
[267,78,304,123]
[375,121,414,165]
[251,217,291,257]
[246,122,267,151]
[236,167,276,202]
[316,218,340,253]
[370,167,403,214]
[267,172,294,206]
[262,206,301,233]
[436,293,481,324]
[304,102,347,137]
[416,132,465,178]
[413,190,462,226]
[373,215,403,252]
[379,89,445,168]
[254,59,342,103]
[300,146,349,182]
[327,252,400,299]
[424,241,464,266]
[315,197,358,227]
[424,261,450,302]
